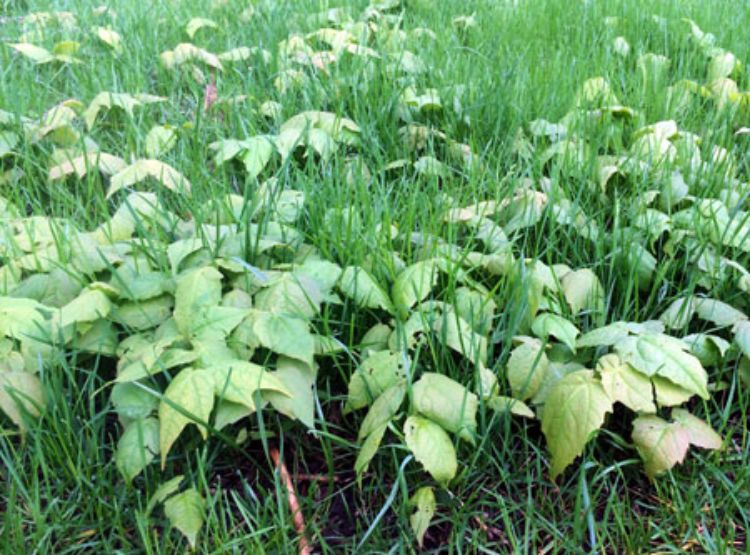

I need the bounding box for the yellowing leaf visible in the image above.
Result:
[671,409,722,450]
[506,338,549,400]
[614,333,708,399]
[173,266,223,337]
[596,354,656,413]
[409,487,436,547]
[264,357,316,428]
[185,17,218,39]
[7,43,55,64]
[532,313,579,352]
[541,370,612,480]
[159,368,215,467]
[116,417,159,483]
[632,415,690,479]
[48,152,127,181]
[411,372,477,442]
[404,415,457,485]
[345,350,406,412]
[338,266,393,312]
[162,43,222,71]
[0,371,45,430]
[357,382,406,440]
[145,125,178,158]
[164,488,205,549]
[94,26,123,54]
[561,268,604,315]
[108,159,191,197]
[83,92,166,130]
[392,260,439,317]
[210,359,290,412]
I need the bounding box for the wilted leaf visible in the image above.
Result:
[409,486,436,547]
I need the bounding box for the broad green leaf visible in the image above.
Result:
[596,354,656,413]
[682,333,730,367]
[145,125,178,158]
[146,475,184,516]
[411,372,477,442]
[454,287,495,335]
[652,376,693,407]
[0,297,50,339]
[694,298,747,327]
[345,350,406,412]
[0,371,45,430]
[116,417,159,483]
[111,382,159,421]
[252,311,315,367]
[164,488,205,549]
[659,297,696,330]
[57,288,112,329]
[561,269,604,315]
[506,338,549,401]
[354,423,387,478]
[264,357,316,428]
[240,137,275,179]
[159,368,215,467]
[404,415,457,485]
[632,415,690,479]
[213,400,253,430]
[254,273,322,318]
[338,266,393,312]
[614,334,708,399]
[409,487,436,548]
[173,266,223,337]
[532,313,579,352]
[357,382,406,440]
[541,370,613,480]
[391,260,439,316]
[210,359,290,412]
[108,159,191,197]
[433,309,488,366]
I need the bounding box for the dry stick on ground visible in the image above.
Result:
[270,447,313,555]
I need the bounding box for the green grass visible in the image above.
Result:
[1,0,749,552]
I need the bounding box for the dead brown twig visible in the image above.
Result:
[270,447,313,555]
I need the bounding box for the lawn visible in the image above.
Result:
[1,0,749,552]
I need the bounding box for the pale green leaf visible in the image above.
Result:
[357,382,406,440]
[173,266,223,337]
[561,269,604,315]
[164,488,205,549]
[409,486,436,548]
[108,159,191,197]
[596,354,656,413]
[252,311,315,367]
[404,415,458,485]
[345,350,406,412]
[541,370,612,480]
[632,415,690,479]
[354,423,387,478]
[116,417,159,483]
[392,260,439,317]
[532,313,579,352]
[264,357,316,428]
[506,338,549,400]
[145,125,178,158]
[338,266,393,312]
[0,371,45,430]
[159,368,215,467]
[671,409,722,450]
[614,334,708,399]
[210,359,290,412]
[186,17,218,39]
[411,372,477,442]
